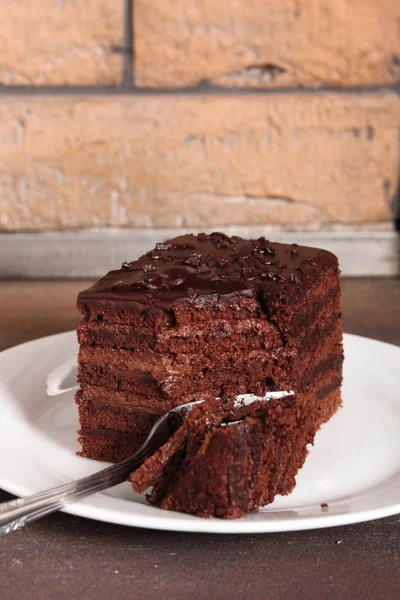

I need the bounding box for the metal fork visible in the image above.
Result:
[0,399,204,536]
[0,391,290,535]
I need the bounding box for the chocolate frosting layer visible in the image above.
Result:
[78,232,338,308]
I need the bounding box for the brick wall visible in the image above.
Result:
[0,0,399,232]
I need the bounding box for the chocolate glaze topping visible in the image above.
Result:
[78,233,337,308]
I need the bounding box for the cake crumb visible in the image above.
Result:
[321,502,329,511]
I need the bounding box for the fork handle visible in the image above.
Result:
[0,449,148,536]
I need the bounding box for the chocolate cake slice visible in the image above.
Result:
[76,232,343,466]
[130,394,318,519]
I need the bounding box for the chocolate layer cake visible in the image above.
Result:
[130,394,318,519]
[76,232,343,478]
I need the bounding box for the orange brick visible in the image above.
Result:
[134,0,400,88]
[0,93,398,230]
[0,0,123,86]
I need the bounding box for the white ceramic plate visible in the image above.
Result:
[0,331,399,534]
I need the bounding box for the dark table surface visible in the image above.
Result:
[0,279,399,600]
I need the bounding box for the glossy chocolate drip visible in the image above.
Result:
[78,232,338,308]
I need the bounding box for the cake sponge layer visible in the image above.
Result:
[130,390,340,518]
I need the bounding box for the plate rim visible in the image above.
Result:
[0,330,399,534]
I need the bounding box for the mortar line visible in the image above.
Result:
[395,130,400,232]
[130,0,135,87]
[0,84,398,96]
[122,0,134,88]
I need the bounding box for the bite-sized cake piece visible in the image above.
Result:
[130,394,318,519]
[76,232,343,463]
